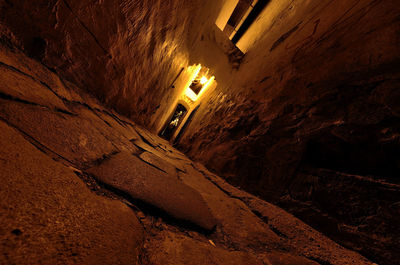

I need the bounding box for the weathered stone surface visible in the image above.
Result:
[0,44,83,104]
[174,1,400,264]
[0,0,220,126]
[139,151,178,177]
[281,169,400,264]
[87,151,217,231]
[0,60,140,166]
[0,63,67,110]
[0,17,379,265]
[133,139,189,173]
[135,126,190,162]
[145,231,263,265]
[186,163,373,265]
[180,164,283,252]
[72,105,139,154]
[94,109,141,142]
[264,252,319,265]
[0,100,118,167]
[0,120,143,264]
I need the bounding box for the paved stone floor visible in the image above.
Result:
[0,44,373,264]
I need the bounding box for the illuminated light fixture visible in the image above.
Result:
[198,76,215,97]
[185,65,202,102]
[200,76,208,85]
[184,64,214,102]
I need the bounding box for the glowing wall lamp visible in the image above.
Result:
[184,65,214,102]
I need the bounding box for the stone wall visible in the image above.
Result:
[175,1,400,264]
[0,0,226,125]
[1,0,399,264]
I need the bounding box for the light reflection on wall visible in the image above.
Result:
[184,64,215,103]
[216,0,240,31]
[155,63,217,141]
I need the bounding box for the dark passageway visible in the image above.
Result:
[0,0,399,264]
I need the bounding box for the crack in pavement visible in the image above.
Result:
[0,115,75,166]
[0,61,67,102]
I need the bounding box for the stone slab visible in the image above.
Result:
[0,101,119,167]
[0,120,143,265]
[146,231,263,265]
[87,151,217,231]
[139,151,178,177]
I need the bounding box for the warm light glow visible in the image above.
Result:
[183,64,215,103]
[185,88,198,102]
[184,65,202,102]
[197,76,215,98]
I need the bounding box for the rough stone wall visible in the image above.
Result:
[1,41,376,265]
[1,0,399,264]
[0,0,224,125]
[175,0,400,264]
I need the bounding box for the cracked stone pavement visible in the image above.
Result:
[0,44,373,264]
